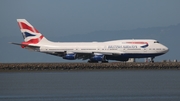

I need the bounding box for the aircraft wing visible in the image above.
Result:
[45,51,123,60]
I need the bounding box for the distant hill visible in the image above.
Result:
[59,23,180,42]
[1,23,180,62]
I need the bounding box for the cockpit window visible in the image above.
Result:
[154,41,160,43]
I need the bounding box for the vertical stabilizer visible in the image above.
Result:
[17,19,51,45]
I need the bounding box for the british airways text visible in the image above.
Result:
[108,45,137,48]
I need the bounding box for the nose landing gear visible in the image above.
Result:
[150,57,154,63]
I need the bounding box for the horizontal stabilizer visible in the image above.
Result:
[10,42,40,48]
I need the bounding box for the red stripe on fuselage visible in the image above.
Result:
[126,42,148,44]
[18,22,39,33]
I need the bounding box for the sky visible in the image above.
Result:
[0,0,180,62]
[1,0,180,37]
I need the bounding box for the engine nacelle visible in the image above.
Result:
[91,53,104,61]
[63,53,76,60]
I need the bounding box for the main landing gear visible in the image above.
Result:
[101,61,109,63]
[87,60,109,63]
[88,60,98,63]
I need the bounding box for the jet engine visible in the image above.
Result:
[63,52,76,60]
[90,53,104,61]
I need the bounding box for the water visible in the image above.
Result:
[0,70,180,101]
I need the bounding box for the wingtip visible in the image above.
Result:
[9,42,21,45]
[9,42,13,44]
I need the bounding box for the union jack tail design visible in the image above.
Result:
[17,19,50,47]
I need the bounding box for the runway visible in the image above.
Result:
[0,62,180,71]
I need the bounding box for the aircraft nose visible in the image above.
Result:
[163,46,169,53]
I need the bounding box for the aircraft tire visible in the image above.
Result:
[101,61,108,63]
[88,60,98,63]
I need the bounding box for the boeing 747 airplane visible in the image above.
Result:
[11,19,169,63]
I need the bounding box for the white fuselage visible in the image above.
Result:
[37,38,168,59]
